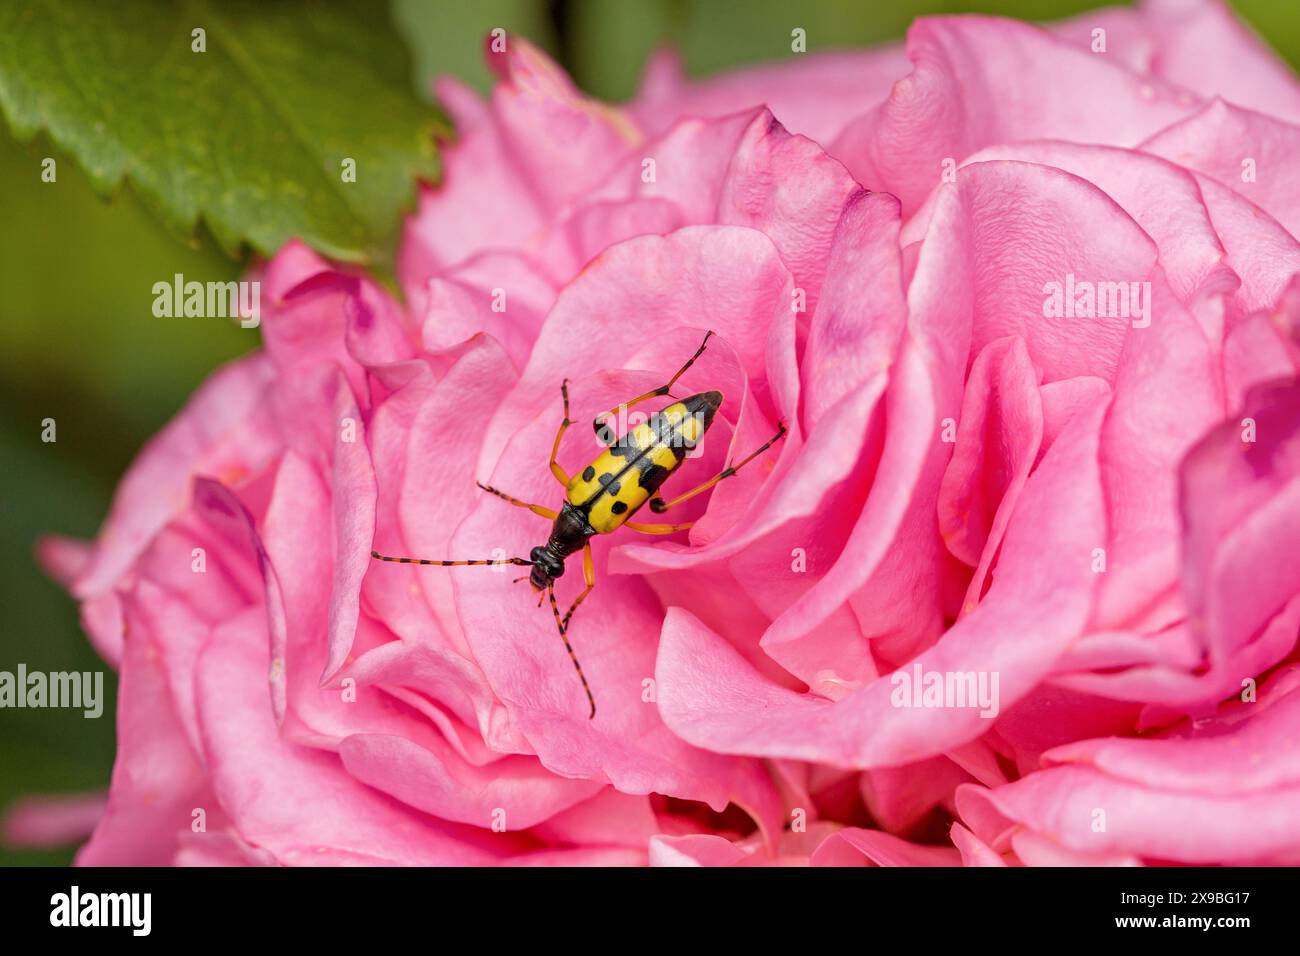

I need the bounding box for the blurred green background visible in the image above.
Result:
[1,0,1295,865]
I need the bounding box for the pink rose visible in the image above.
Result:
[22,0,1300,866]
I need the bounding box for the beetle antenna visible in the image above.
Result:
[370,549,532,568]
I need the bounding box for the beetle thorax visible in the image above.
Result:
[546,503,594,559]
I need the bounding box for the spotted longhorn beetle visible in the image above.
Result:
[370,331,787,718]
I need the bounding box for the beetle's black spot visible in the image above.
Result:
[598,472,615,486]
[582,466,595,482]
[611,501,628,515]
[608,437,641,460]
[638,461,672,494]
[608,480,621,494]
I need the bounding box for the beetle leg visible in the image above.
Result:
[475,481,558,520]
[591,330,714,445]
[548,380,573,486]
[648,421,787,514]
[623,520,694,535]
[560,542,597,633]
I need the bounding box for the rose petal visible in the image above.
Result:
[73,355,276,599]
[195,608,503,865]
[1142,99,1300,241]
[810,827,960,866]
[2,791,106,849]
[833,16,1195,213]
[632,46,910,146]
[658,397,1106,767]
[338,733,603,829]
[949,822,1007,867]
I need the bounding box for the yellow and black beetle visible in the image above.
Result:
[370,331,786,718]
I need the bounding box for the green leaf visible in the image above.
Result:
[391,0,560,98]
[0,0,448,267]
